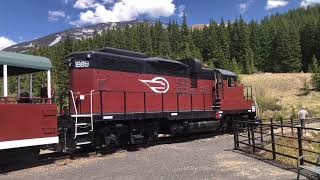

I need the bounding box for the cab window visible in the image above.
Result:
[227,77,235,87]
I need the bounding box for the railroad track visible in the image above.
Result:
[0,131,228,174]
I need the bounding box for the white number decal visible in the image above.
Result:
[75,61,90,68]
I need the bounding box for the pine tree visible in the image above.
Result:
[217,19,230,69]
[311,55,320,90]
[138,23,152,54]
[300,21,317,72]
[168,20,181,58]
[179,13,192,58]
[309,55,319,73]
[229,58,241,74]
[204,19,220,67]
[237,16,252,73]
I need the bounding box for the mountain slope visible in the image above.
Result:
[4,20,155,53]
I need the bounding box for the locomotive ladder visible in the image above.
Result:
[70,90,94,145]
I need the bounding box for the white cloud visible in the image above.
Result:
[178,5,186,17]
[239,0,255,14]
[301,0,320,7]
[102,0,114,4]
[266,0,289,10]
[74,0,98,9]
[48,10,66,21]
[0,37,16,50]
[70,0,175,26]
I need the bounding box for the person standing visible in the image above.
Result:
[298,106,309,128]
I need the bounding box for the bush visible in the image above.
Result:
[301,78,310,95]
[290,106,296,119]
[312,73,320,90]
[256,96,282,111]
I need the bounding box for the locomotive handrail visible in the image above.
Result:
[94,90,212,96]
[253,96,260,117]
[69,90,78,138]
[90,90,94,131]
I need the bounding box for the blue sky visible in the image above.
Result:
[0,0,319,50]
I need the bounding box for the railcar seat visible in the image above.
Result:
[18,92,32,103]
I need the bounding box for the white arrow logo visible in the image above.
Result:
[139,77,170,93]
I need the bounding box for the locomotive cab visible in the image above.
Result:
[0,51,58,163]
[214,69,257,128]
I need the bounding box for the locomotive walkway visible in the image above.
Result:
[0,134,302,180]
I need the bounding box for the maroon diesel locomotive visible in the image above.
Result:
[0,47,256,159]
[58,47,256,152]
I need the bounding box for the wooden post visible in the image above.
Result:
[270,118,276,160]
[47,70,51,103]
[297,127,304,165]
[251,126,255,154]
[3,65,7,97]
[260,122,264,143]
[280,117,283,136]
[247,124,251,145]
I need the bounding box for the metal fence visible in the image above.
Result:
[234,118,320,166]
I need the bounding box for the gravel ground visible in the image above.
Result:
[0,134,303,180]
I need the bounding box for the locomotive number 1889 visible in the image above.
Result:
[75,61,90,68]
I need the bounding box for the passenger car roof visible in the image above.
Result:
[0,51,52,76]
[0,51,52,70]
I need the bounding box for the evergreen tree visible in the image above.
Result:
[311,55,320,90]
[179,13,192,58]
[137,23,152,54]
[309,55,319,73]
[217,19,230,69]
[237,16,252,73]
[229,58,241,75]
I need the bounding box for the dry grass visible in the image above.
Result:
[240,73,320,119]
[259,136,318,167]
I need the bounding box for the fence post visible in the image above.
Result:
[290,118,294,137]
[251,125,255,154]
[297,127,304,165]
[260,121,263,143]
[247,123,251,145]
[233,120,238,150]
[270,118,276,160]
[280,117,283,136]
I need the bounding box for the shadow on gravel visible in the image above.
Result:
[0,131,231,174]
[233,150,299,178]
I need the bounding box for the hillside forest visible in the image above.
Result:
[2,5,320,98]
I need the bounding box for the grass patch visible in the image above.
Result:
[240,73,320,119]
[258,131,320,167]
[256,96,282,111]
